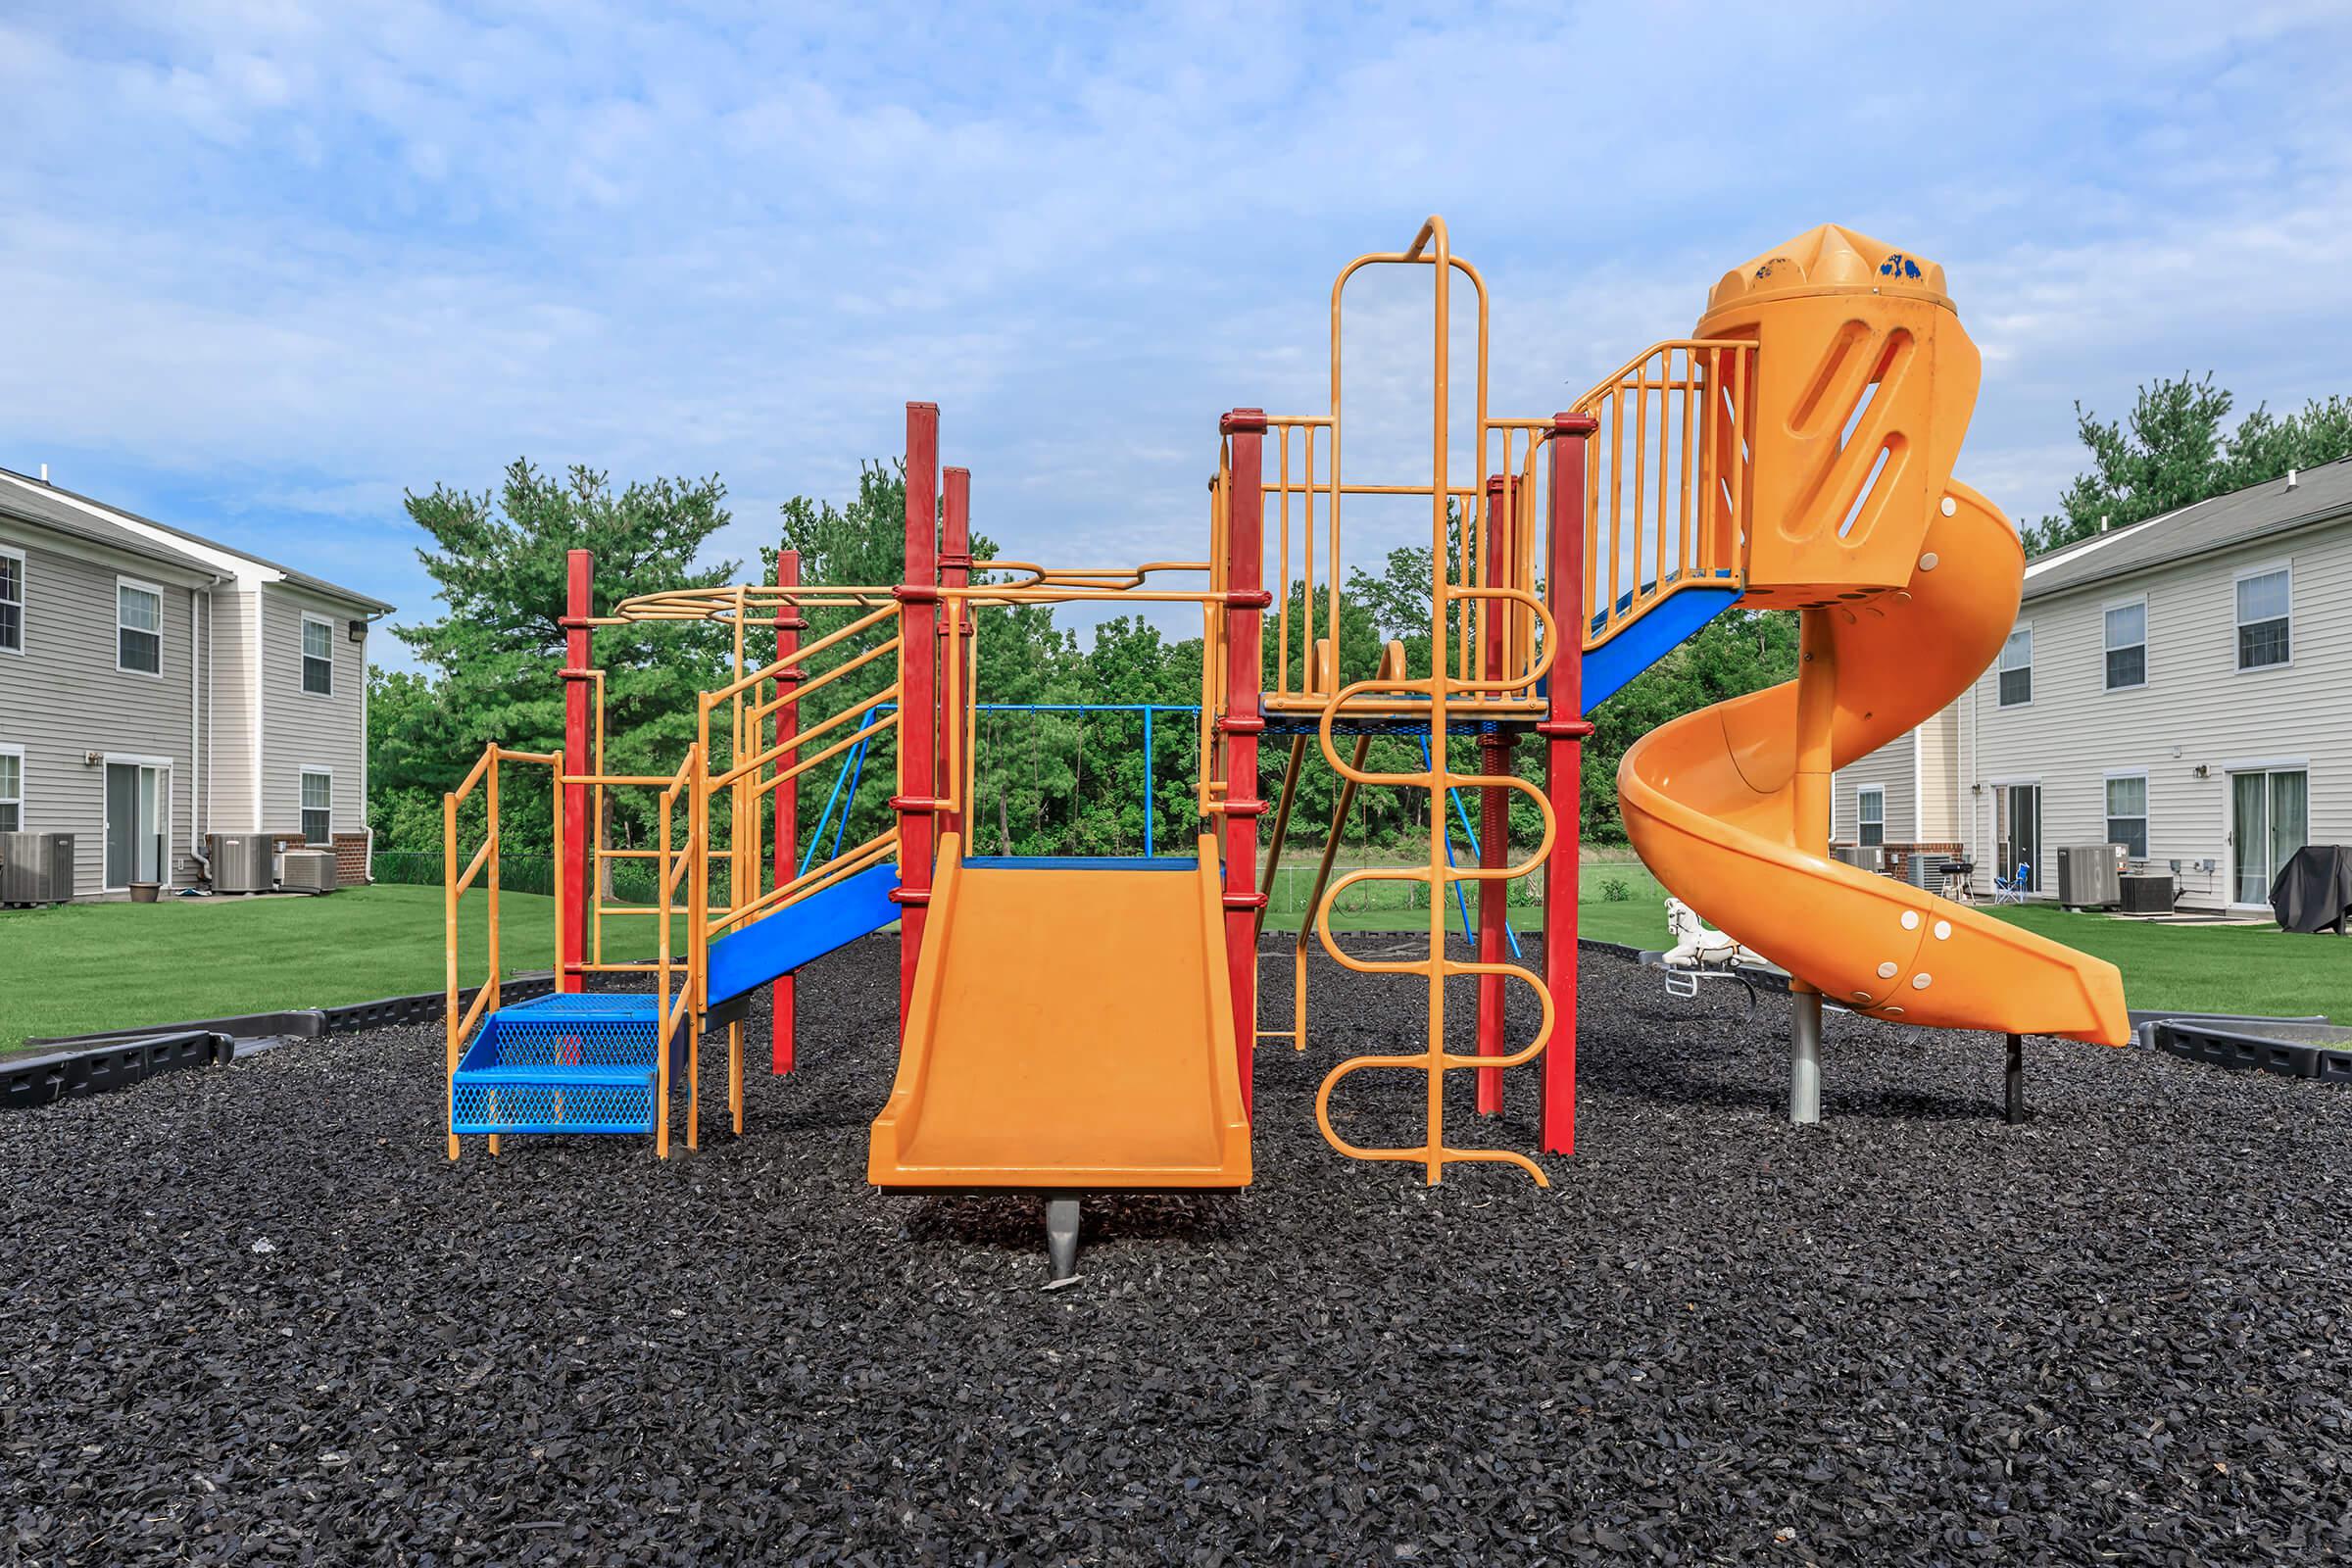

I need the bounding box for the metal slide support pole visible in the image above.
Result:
[771,548,803,1072]
[560,549,593,995]
[1219,410,1270,1118]
[1045,1196,1081,1287]
[1788,607,1838,1125]
[940,466,972,844]
[1143,705,1154,859]
[2005,1033,2027,1124]
[1476,475,1512,1116]
[1540,415,1596,1155]
[892,404,941,1028]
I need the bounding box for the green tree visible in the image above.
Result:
[2027,375,2352,555]
[378,461,737,858]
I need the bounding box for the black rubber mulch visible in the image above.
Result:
[4,935,2351,1566]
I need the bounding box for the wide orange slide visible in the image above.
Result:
[866,834,1252,1189]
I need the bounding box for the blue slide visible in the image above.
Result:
[705,861,902,1007]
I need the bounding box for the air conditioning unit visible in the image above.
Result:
[0,832,74,906]
[1831,845,1885,873]
[209,833,276,894]
[280,848,339,895]
[2120,872,2176,913]
[2056,843,2127,909]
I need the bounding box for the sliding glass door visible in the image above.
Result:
[2231,768,2308,905]
[104,760,169,889]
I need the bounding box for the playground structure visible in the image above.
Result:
[441,217,2132,1265]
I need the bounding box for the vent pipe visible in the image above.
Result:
[38,464,48,483]
[2286,467,2299,491]
[2098,514,2109,532]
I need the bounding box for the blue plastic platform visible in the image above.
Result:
[450,992,665,1136]
[706,860,901,1008]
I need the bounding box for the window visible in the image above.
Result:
[0,748,21,833]
[301,614,334,696]
[301,769,333,845]
[0,547,22,655]
[1857,786,1886,848]
[2103,600,2145,690]
[1997,626,2032,707]
[2104,774,2148,859]
[117,579,162,674]
[2236,566,2291,669]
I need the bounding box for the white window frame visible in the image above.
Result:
[1856,785,1886,848]
[0,743,24,834]
[300,612,335,698]
[2233,560,2292,673]
[0,543,24,658]
[2102,769,2149,860]
[98,753,174,893]
[1996,622,2033,709]
[116,575,165,678]
[2101,594,2147,692]
[300,766,335,846]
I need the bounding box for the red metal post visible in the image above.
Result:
[770,547,803,1073]
[939,466,972,846]
[892,403,941,1027]
[560,548,593,995]
[1476,475,1512,1115]
[1219,410,1269,1117]
[1540,416,1596,1154]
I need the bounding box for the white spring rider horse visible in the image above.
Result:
[1659,897,1766,997]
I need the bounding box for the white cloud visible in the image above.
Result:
[0,2,2346,664]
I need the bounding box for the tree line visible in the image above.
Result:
[370,373,2346,873]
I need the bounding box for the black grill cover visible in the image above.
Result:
[2269,845,2352,934]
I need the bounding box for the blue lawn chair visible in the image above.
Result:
[1993,860,2032,906]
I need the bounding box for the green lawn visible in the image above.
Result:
[1268,892,2348,1019]
[6,878,2338,1056]
[0,886,681,1055]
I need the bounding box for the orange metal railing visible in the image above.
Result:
[441,743,560,1160]
[1570,339,1757,647]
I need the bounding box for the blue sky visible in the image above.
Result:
[5,2,2349,672]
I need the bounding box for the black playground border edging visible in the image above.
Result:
[2,971,559,1116]
[9,944,2342,1116]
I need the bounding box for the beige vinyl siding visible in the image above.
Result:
[0,523,208,896]
[1916,706,1961,840]
[1834,733,1916,843]
[1965,523,2352,910]
[207,585,261,832]
[259,585,366,837]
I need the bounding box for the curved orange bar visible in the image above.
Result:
[1620,481,2129,1044]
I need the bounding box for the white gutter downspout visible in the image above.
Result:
[252,583,265,833]
[360,611,391,883]
[188,577,223,887]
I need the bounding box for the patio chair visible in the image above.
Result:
[1992,861,2032,906]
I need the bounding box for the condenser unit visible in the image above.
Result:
[209,833,276,894]
[279,848,339,895]
[2056,843,2127,909]
[1831,845,1885,873]
[0,832,74,906]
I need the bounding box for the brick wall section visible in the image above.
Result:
[332,833,369,886]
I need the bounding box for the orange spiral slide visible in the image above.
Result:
[1620,482,2128,1041]
[1617,225,2129,1046]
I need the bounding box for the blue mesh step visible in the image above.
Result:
[451,993,666,1136]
